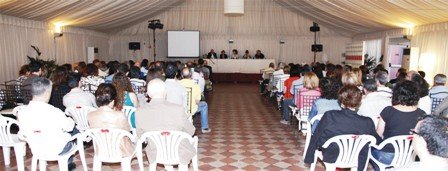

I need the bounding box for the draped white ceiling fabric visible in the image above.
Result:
[110,0,351,64]
[0,14,109,82]
[0,0,184,32]
[275,0,448,35]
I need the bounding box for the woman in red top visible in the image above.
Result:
[280,66,301,124]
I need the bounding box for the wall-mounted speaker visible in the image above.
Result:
[312,44,323,52]
[129,42,141,50]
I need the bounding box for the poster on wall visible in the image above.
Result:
[345,42,364,67]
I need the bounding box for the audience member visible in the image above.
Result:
[179,67,211,133]
[135,78,196,165]
[18,77,77,170]
[429,74,448,98]
[98,61,109,78]
[280,66,300,124]
[297,72,321,109]
[74,61,87,75]
[106,63,129,83]
[396,115,448,170]
[358,79,391,126]
[88,83,134,157]
[389,68,407,86]
[375,71,392,98]
[372,80,426,170]
[341,72,362,89]
[273,62,286,76]
[408,72,431,114]
[146,68,165,82]
[140,59,149,76]
[80,64,105,92]
[49,66,71,111]
[308,78,342,132]
[21,60,43,104]
[165,63,188,109]
[304,85,381,170]
[17,64,30,85]
[129,66,146,92]
[260,63,275,93]
[353,68,363,84]
[112,72,139,128]
[63,73,97,108]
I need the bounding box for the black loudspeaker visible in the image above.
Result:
[312,44,323,52]
[129,42,141,50]
[403,48,411,55]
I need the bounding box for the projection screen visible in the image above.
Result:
[167,30,200,58]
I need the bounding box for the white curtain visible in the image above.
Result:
[411,22,448,84]
[0,14,109,82]
[109,0,351,64]
[363,39,382,64]
[275,0,448,35]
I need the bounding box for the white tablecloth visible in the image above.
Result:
[205,59,275,74]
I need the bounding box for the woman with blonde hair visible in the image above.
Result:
[353,68,363,84]
[297,72,321,109]
[341,72,362,90]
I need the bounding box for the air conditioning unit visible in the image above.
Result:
[87,47,98,63]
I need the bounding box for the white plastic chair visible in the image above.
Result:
[0,116,26,171]
[12,105,26,116]
[19,131,79,171]
[65,105,97,132]
[369,135,416,171]
[78,128,137,171]
[122,106,136,128]
[310,134,377,171]
[137,131,199,171]
[295,93,320,133]
[302,114,324,159]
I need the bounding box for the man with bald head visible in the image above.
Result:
[135,78,196,165]
[179,67,211,133]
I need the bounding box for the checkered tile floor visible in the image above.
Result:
[2,83,325,171]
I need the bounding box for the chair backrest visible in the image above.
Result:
[20,84,32,105]
[82,83,98,94]
[134,85,147,95]
[0,116,20,145]
[121,106,136,127]
[293,84,303,105]
[138,131,198,165]
[12,105,26,116]
[185,87,193,114]
[65,106,97,132]
[377,135,416,168]
[321,134,377,169]
[81,128,136,162]
[0,89,5,109]
[298,90,321,117]
[430,92,448,113]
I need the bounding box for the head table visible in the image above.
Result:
[204,59,276,83]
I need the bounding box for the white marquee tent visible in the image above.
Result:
[1,0,448,82]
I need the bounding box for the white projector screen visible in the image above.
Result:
[167,31,200,58]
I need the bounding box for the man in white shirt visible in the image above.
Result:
[429,74,448,98]
[375,71,392,98]
[18,77,77,169]
[63,73,97,108]
[396,116,448,170]
[165,63,188,109]
[358,79,391,127]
